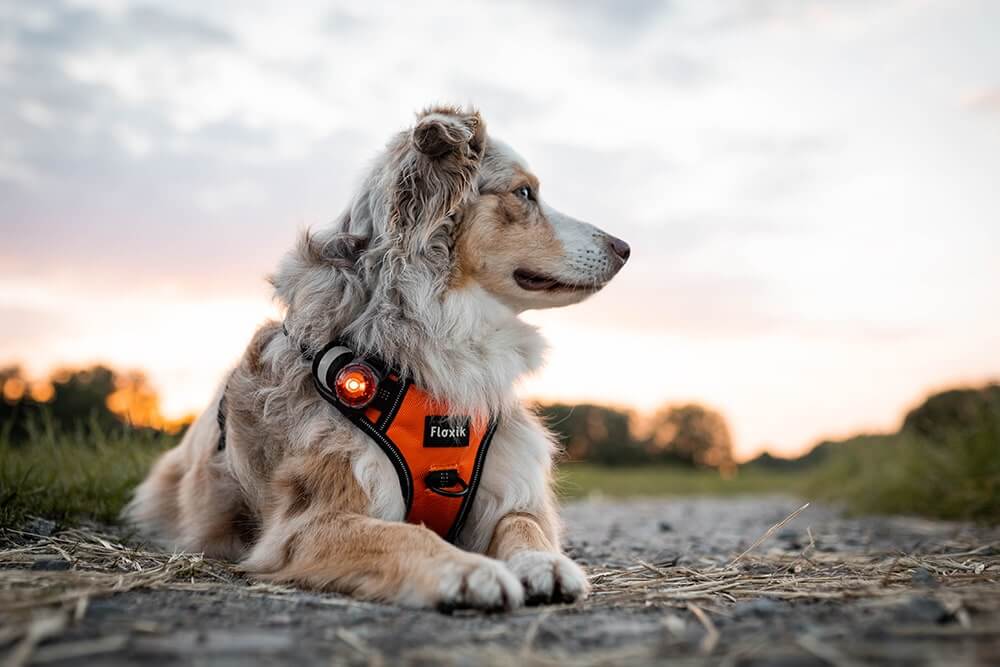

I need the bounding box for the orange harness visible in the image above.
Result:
[309,340,498,542]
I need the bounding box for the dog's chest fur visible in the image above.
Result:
[219,286,558,551]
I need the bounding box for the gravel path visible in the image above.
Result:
[5,497,1000,666]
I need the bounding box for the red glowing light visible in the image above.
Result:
[334,363,378,408]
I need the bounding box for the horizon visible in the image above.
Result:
[3,1,1000,461]
[4,343,997,463]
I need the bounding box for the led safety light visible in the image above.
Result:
[334,362,379,409]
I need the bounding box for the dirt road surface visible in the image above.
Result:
[3,496,999,666]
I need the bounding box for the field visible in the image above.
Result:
[3,416,998,531]
[1,429,805,530]
[557,463,805,499]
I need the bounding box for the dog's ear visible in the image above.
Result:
[390,106,486,235]
[412,108,484,158]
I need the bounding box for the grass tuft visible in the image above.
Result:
[0,415,172,529]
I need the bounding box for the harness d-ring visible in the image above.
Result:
[425,469,469,498]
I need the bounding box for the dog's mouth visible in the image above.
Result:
[513,269,601,292]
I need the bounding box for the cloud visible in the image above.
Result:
[699,0,905,33]
[540,0,671,45]
[9,2,234,53]
[123,6,234,46]
[964,87,1000,115]
[447,80,552,126]
[650,51,719,88]
[713,132,840,159]
[0,305,71,348]
[697,131,843,203]
[323,8,375,37]
[527,142,675,225]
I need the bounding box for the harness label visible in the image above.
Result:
[424,416,471,447]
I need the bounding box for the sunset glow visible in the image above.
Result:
[3,1,999,460]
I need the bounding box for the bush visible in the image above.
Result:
[810,404,1000,522]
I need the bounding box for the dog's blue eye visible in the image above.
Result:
[516,186,533,201]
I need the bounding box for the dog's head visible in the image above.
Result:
[451,135,630,312]
[275,106,629,344]
[343,107,628,312]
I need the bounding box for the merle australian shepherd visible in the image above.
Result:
[127,106,630,611]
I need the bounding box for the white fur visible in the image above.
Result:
[408,554,525,610]
[456,403,558,552]
[507,550,589,602]
[544,203,616,286]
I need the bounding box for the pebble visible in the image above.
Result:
[892,596,952,624]
[25,518,57,537]
[30,559,71,571]
[911,567,938,588]
[732,597,784,619]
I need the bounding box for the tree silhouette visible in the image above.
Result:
[1,364,168,442]
[645,403,735,472]
[535,403,647,465]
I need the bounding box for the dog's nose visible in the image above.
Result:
[607,235,631,264]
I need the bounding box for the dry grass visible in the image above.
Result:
[587,542,1000,612]
[0,525,302,666]
[1,507,999,666]
[583,508,999,619]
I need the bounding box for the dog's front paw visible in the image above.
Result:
[507,550,590,605]
[433,555,524,613]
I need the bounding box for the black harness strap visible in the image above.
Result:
[281,322,499,543]
[445,416,498,543]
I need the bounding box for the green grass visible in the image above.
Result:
[2,404,996,530]
[808,424,1000,522]
[0,418,172,529]
[556,463,806,499]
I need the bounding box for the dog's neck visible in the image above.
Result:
[284,272,545,421]
[275,224,547,420]
[347,282,546,420]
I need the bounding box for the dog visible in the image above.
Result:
[126,106,630,610]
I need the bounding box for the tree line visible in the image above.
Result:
[1,365,173,441]
[1,364,738,471]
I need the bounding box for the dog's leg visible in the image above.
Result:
[486,511,590,605]
[240,451,524,610]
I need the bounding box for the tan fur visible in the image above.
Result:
[452,193,562,292]
[128,105,626,610]
[487,512,556,560]
[239,451,522,607]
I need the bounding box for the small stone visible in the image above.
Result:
[893,595,951,624]
[25,518,57,537]
[657,521,674,533]
[911,567,938,588]
[650,549,680,566]
[266,614,293,626]
[30,559,71,571]
[732,597,783,618]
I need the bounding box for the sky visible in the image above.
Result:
[2,0,999,460]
